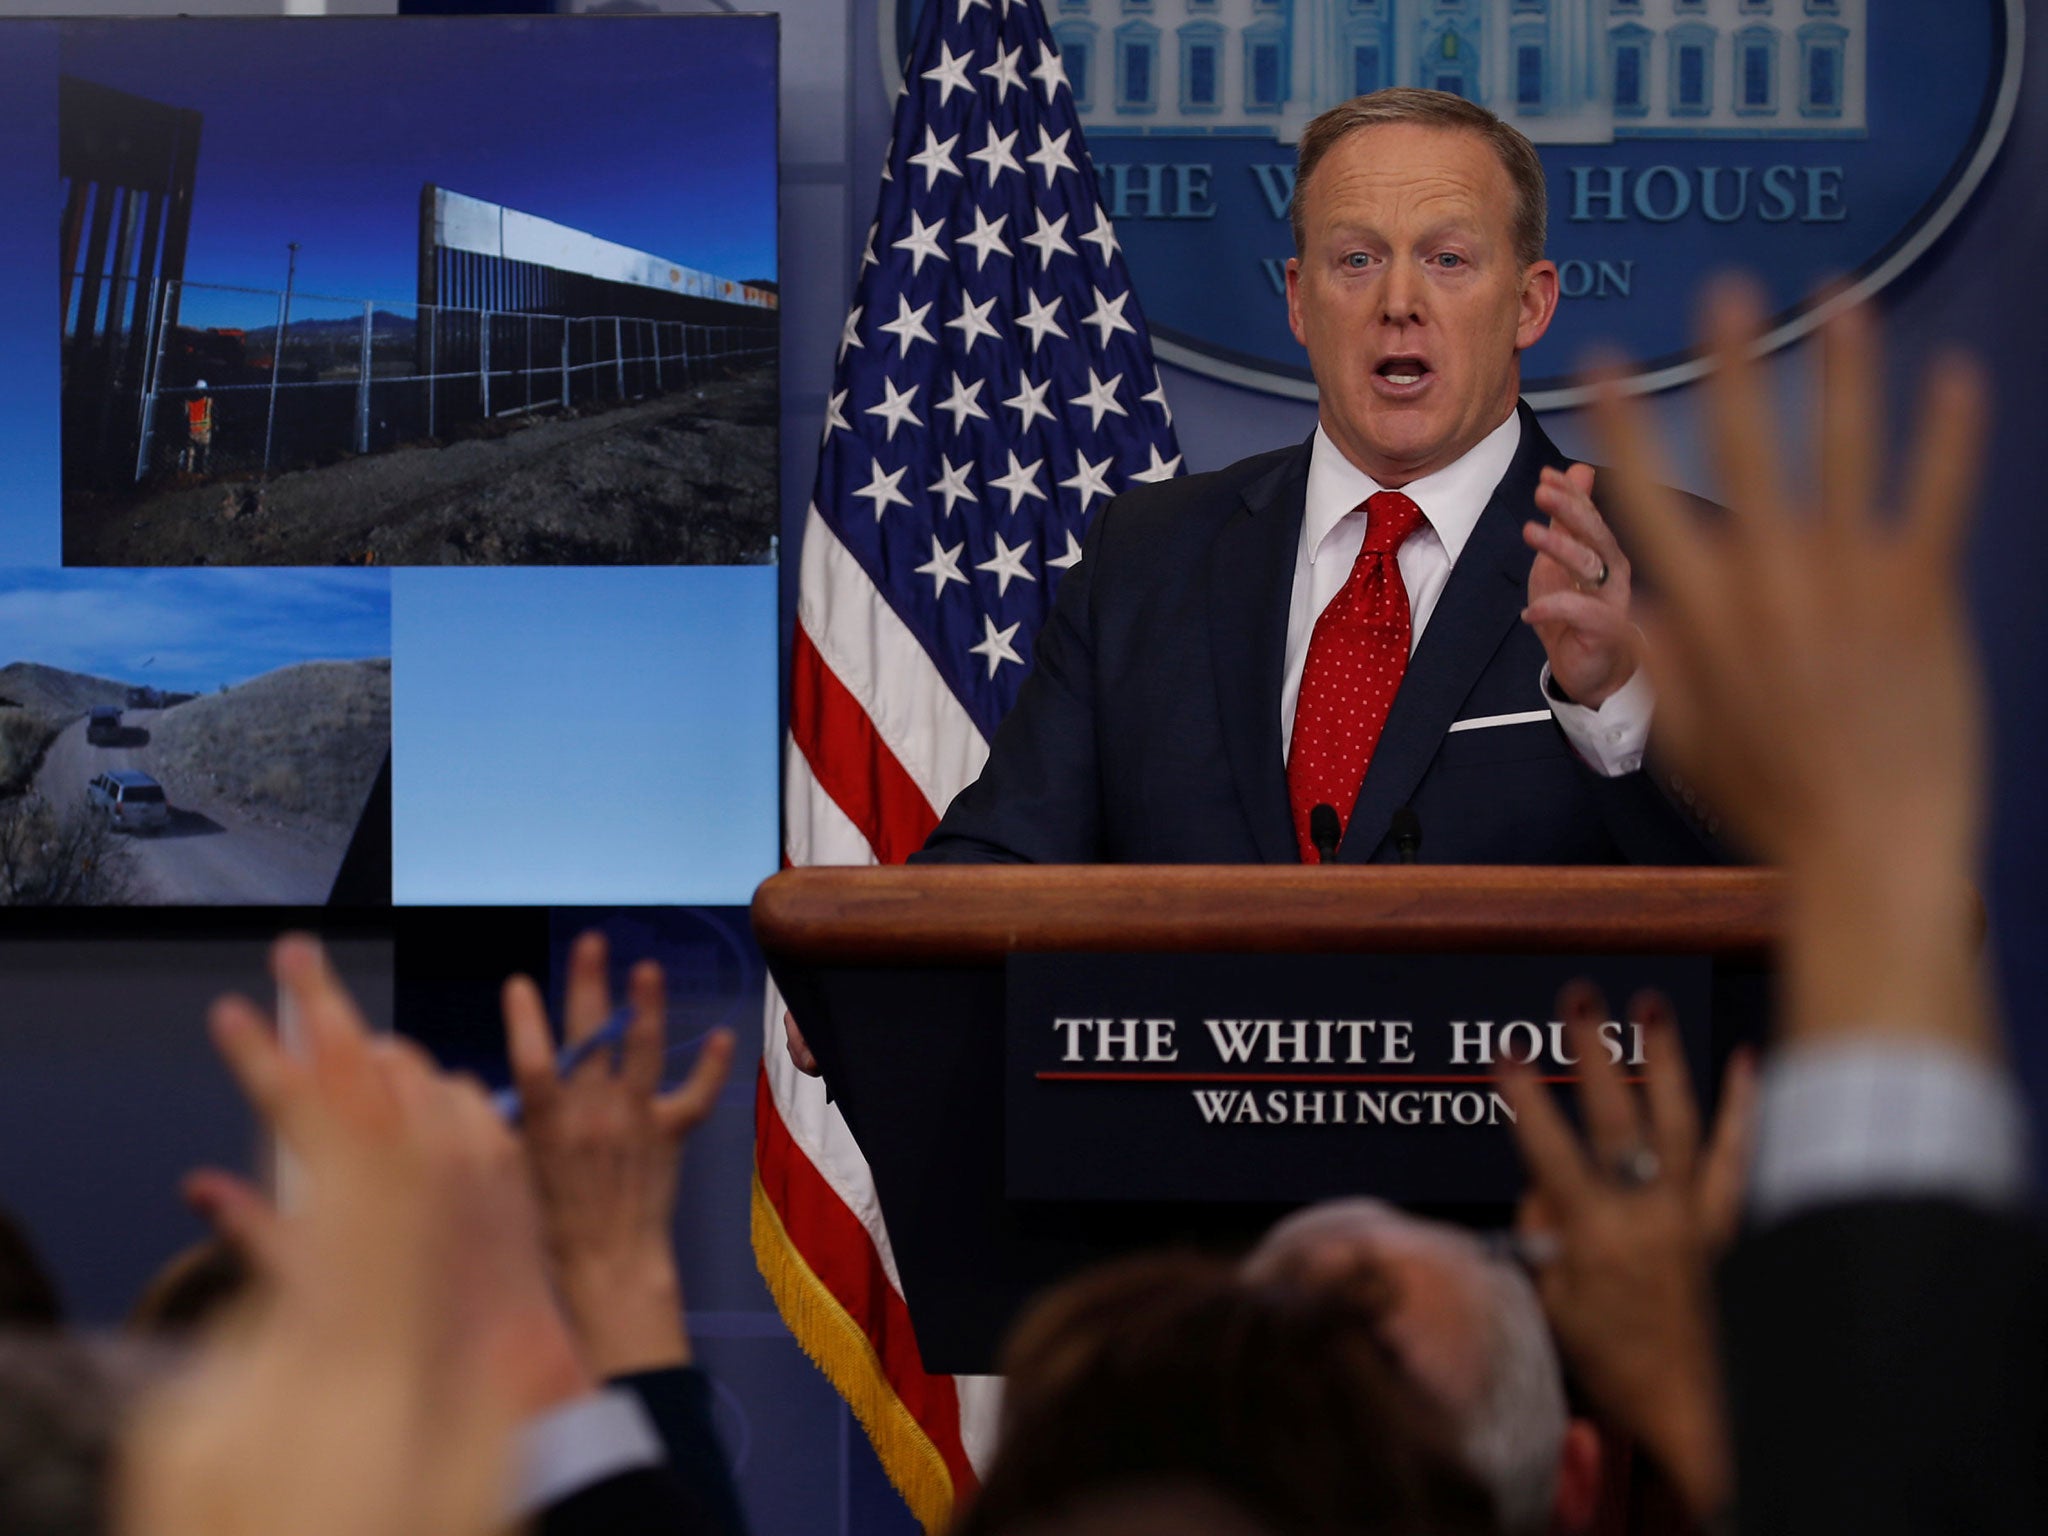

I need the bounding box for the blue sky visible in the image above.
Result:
[61,16,779,320]
[390,566,777,907]
[0,568,390,692]
[0,28,58,567]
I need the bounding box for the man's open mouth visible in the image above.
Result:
[1374,357,1432,390]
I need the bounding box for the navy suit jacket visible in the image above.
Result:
[917,402,1715,865]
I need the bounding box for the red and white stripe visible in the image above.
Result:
[757,505,1003,1524]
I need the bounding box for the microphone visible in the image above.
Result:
[1392,807,1422,864]
[1309,804,1341,865]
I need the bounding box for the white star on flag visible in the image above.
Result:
[923,40,975,103]
[987,449,1047,511]
[1130,443,1184,482]
[1014,290,1067,352]
[821,388,850,443]
[969,613,1025,676]
[957,207,1013,269]
[1025,127,1075,184]
[1048,529,1086,569]
[1029,44,1067,103]
[865,377,924,440]
[945,292,1002,350]
[927,455,977,516]
[1002,373,1056,431]
[968,126,1024,184]
[1058,451,1115,510]
[936,371,991,431]
[851,459,913,518]
[907,127,962,189]
[837,304,864,361]
[1141,370,1173,425]
[892,210,949,274]
[977,532,1038,595]
[914,535,971,596]
[1083,286,1137,347]
[878,293,936,357]
[1021,208,1074,266]
[981,42,1025,101]
[1069,367,1126,430]
[1079,207,1119,262]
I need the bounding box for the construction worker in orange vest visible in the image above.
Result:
[182,382,214,473]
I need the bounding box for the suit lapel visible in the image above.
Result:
[1339,405,1568,862]
[1208,439,1310,865]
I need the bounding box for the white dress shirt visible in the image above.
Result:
[1750,1041,2030,1222]
[1280,413,1654,777]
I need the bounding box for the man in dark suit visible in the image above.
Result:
[915,87,1710,868]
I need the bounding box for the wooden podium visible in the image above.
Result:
[753,865,1779,1373]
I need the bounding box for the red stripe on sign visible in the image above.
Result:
[754,1071,980,1501]
[789,625,940,865]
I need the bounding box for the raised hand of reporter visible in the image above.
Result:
[1499,983,1756,1525]
[1591,283,1992,1055]
[504,929,735,1378]
[120,935,525,1536]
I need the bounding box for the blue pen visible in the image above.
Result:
[493,1002,636,1121]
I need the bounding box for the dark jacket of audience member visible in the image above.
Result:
[956,1253,1500,1536]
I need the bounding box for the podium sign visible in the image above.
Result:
[1007,951,1711,1204]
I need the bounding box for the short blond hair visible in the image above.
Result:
[1291,88,1548,269]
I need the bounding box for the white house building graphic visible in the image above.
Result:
[1049,0,1867,142]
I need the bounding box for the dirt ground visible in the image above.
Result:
[64,367,777,567]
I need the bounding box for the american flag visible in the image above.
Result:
[752,0,1183,1525]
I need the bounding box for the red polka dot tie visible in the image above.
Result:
[1287,490,1425,862]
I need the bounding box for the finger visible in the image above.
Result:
[1819,296,1881,537]
[1698,275,1793,530]
[1534,468,1625,568]
[209,994,300,1134]
[501,975,560,1122]
[1585,362,1713,631]
[272,934,380,1111]
[1902,352,1990,571]
[1521,520,1614,589]
[1497,1059,1594,1216]
[621,960,667,1099]
[784,1011,820,1076]
[1520,590,1636,636]
[1560,983,1642,1166]
[182,1167,287,1278]
[563,930,612,1046]
[1634,993,1702,1183]
[656,1027,737,1138]
[1699,1046,1760,1249]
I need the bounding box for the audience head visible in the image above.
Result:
[1244,1199,1597,1536]
[127,1239,253,1340]
[0,1334,116,1536]
[0,1204,63,1331]
[959,1251,1497,1536]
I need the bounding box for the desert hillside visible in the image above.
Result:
[0,662,132,794]
[0,662,131,722]
[148,659,391,833]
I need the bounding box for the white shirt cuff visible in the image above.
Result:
[1749,1041,2031,1224]
[513,1387,666,1519]
[1541,661,1653,777]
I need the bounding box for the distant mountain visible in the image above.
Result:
[0,662,131,723]
[284,311,416,342]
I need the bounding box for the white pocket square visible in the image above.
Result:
[1445,709,1552,735]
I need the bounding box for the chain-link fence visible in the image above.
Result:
[92,277,775,487]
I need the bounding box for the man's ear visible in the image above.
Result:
[1285,256,1306,346]
[1548,1417,1603,1535]
[1517,260,1561,352]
